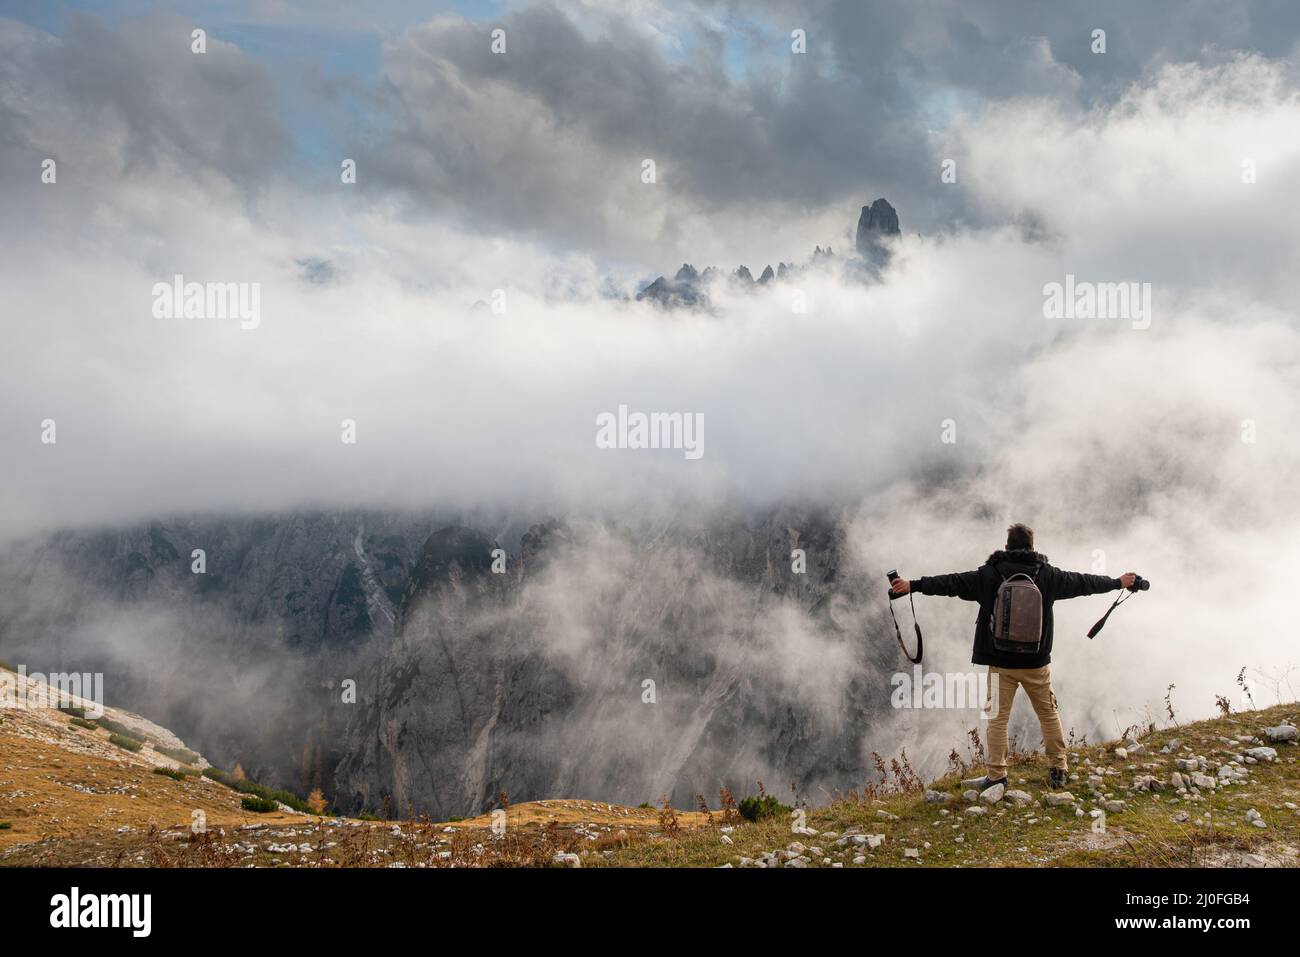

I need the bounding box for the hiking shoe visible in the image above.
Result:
[1048,768,1069,790]
[973,776,1007,792]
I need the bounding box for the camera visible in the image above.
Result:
[1129,574,1150,592]
[887,568,902,600]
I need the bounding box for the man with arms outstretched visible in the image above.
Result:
[890,523,1136,790]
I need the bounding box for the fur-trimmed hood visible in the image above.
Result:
[985,548,1049,566]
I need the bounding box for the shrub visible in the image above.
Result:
[738,794,791,823]
[69,717,99,731]
[96,717,149,742]
[306,788,328,814]
[241,796,279,813]
[109,733,143,752]
[156,745,200,765]
[203,766,312,813]
[57,704,87,719]
[152,767,189,781]
[0,821,11,830]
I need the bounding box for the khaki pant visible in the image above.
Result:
[985,664,1067,779]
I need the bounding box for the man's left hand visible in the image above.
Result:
[890,577,912,596]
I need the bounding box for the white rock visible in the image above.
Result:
[1005,789,1033,806]
[924,789,951,804]
[1265,724,1298,743]
[1244,746,1278,762]
[980,783,1005,805]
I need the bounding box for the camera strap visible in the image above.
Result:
[1087,588,1133,639]
[889,592,923,663]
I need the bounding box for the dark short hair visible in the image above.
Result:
[1006,523,1034,551]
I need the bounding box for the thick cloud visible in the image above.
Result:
[0,13,289,193]
[356,0,1300,265]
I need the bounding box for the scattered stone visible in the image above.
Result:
[553,852,581,868]
[1244,746,1278,763]
[980,783,1005,805]
[1265,724,1297,743]
[903,848,919,859]
[924,789,951,804]
[1103,800,1126,814]
[1044,792,1076,807]
[962,789,979,803]
[1005,789,1033,807]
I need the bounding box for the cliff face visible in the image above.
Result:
[0,510,899,817]
[0,511,436,796]
[332,514,893,817]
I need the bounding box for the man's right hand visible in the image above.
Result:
[890,577,912,596]
[1119,572,1137,589]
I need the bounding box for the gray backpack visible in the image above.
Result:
[991,571,1044,653]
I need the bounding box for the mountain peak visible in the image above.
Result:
[855,198,900,262]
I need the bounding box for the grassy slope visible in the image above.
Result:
[597,702,1299,868]
[3,662,1295,866]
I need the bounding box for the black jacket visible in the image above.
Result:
[911,549,1121,668]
